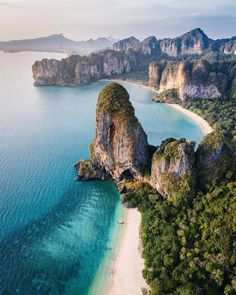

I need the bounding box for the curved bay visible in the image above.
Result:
[0,52,203,294]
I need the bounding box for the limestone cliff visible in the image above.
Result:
[74,86,233,205]
[159,28,211,57]
[147,132,234,204]
[76,83,149,181]
[221,38,236,55]
[150,60,235,100]
[140,36,159,55]
[150,138,195,205]
[195,132,234,187]
[32,28,236,88]
[112,29,212,57]
[32,50,136,86]
[112,37,141,52]
[33,55,81,86]
[148,62,162,88]
[211,36,236,55]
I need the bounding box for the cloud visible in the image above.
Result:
[192,14,236,23]
[0,0,236,40]
[0,1,11,5]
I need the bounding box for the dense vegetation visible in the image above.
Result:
[121,136,236,295]
[154,96,236,148]
[138,179,235,295]
[151,138,195,207]
[182,99,236,147]
[118,69,149,83]
[154,89,180,103]
[97,82,138,126]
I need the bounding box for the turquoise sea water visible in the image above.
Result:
[0,52,203,294]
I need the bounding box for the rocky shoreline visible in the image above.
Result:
[104,78,213,137]
[75,82,228,203]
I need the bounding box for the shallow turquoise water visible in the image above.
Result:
[0,52,203,294]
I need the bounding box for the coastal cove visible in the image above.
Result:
[105,79,213,136]
[0,52,206,294]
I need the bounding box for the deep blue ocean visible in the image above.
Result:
[0,52,203,294]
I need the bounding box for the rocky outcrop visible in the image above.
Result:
[112,29,212,57]
[140,36,159,55]
[150,138,195,204]
[113,37,141,52]
[74,87,234,204]
[76,83,149,181]
[195,132,234,187]
[32,28,236,88]
[148,62,162,88]
[222,38,236,55]
[33,55,81,86]
[211,37,236,55]
[32,29,236,90]
[150,60,235,100]
[74,54,103,84]
[146,132,234,203]
[75,83,196,204]
[75,160,111,180]
[159,28,211,57]
[32,50,137,86]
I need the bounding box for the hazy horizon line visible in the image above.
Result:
[0,27,235,43]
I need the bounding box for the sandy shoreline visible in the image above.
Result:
[104,78,213,295]
[167,104,213,136]
[108,208,148,295]
[107,79,213,136]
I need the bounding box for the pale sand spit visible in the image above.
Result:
[109,208,148,295]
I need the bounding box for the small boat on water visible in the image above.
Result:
[117,220,124,224]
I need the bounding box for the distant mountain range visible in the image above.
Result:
[0,34,117,55]
[112,28,236,57]
[2,29,236,57]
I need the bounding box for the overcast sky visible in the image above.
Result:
[0,0,236,41]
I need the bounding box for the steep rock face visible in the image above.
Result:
[222,38,236,55]
[150,60,233,100]
[77,83,149,181]
[33,29,236,87]
[158,61,189,99]
[211,37,236,55]
[112,29,211,57]
[140,36,159,55]
[195,132,233,187]
[75,160,110,180]
[112,36,141,52]
[159,38,179,58]
[103,51,136,76]
[32,55,81,86]
[148,62,162,88]
[159,60,227,100]
[150,138,195,204]
[179,28,211,55]
[74,54,103,84]
[159,28,211,57]
[33,50,136,86]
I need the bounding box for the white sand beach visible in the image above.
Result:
[109,79,213,136]
[109,208,148,295]
[167,104,213,136]
[106,79,213,295]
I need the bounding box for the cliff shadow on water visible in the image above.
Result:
[0,181,120,295]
